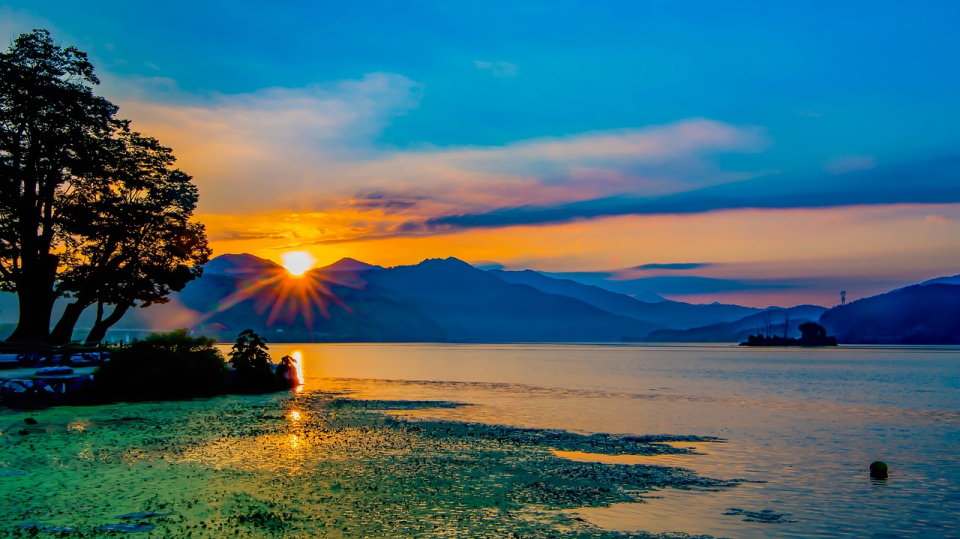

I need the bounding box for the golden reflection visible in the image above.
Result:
[288,410,301,421]
[289,434,300,450]
[67,421,87,433]
[291,351,305,391]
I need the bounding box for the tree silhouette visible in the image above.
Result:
[798,321,828,341]
[0,30,117,342]
[0,30,209,343]
[50,128,210,344]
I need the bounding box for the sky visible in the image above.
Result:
[4,1,960,307]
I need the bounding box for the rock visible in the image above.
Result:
[23,417,38,425]
[17,429,28,435]
[43,526,77,533]
[116,511,168,520]
[870,461,889,479]
[2,381,27,393]
[100,523,155,533]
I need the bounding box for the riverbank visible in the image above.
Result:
[0,391,730,537]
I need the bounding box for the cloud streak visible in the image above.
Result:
[474,60,519,78]
[388,156,960,235]
[104,73,770,245]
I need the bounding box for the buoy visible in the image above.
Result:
[869,461,888,479]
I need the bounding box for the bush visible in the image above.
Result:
[228,329,287,393]
[95,329,228,401]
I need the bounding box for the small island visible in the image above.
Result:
[741,321,838,347]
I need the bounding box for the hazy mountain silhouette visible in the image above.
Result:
[920,274,960,286]
[202,253,282,277]
[490,269,760,329]
[642,305,827,342]
[317,257,382,272]
[361,258,659,342]
[1,252,955,344]
[818,283,960,344]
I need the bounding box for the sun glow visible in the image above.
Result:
[291,351,304,392]
[280,251,316,277]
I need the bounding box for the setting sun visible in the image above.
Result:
[280,251,316,277]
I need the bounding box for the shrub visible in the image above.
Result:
[228,329,286,393]
[95,329,228,401]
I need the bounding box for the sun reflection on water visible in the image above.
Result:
[291,350,305,392]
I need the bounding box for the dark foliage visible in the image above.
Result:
[0,30,209,344]
[228,329,283,393]
[95,329,227,401]
[741,322,837,347]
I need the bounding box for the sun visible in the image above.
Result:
[280,251,316,277]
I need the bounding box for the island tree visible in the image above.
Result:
[0,30,209,344]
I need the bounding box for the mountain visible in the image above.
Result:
[490,269,760,329]
[318,257,382,273]
[203,253,283,277]
[2,254,956,345]
[120,255,659,342]
[818,283,960,344]
[642,305,827,343]
[362,258,659,342]
[920,274,960,286]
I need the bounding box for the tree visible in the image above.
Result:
[50,127,211,344]
[0,30,209,344]
[0,29,117,342]
[798,322,827,341]
[228,329,276,392]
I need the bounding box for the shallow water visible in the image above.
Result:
[266,343,960,538]
[1,343,958,538]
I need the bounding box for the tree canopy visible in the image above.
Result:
[0,29,209,344]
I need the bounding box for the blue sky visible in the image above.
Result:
[16,1,960,163]
[4,1,960,306]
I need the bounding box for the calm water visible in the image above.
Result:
[264,343,960,539]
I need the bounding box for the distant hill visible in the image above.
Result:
[202,253,282,277]
[819,283,960,344]
[490,269,760,329]
[317,257,382,273]
[1,255,956,345]
[920,274,960,286]
[122,255,659,342]
[643,305,827,343]
[363,258,659,342]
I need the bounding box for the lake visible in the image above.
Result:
[2,343,958,538]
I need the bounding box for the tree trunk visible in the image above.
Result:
[50,301,89,345]
[6,284,56,344]
[5,253,59,344]
[84,303,131,345]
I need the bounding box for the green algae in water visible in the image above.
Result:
[0,393,738,538]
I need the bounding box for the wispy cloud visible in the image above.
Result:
[104,72,769,246]
[474,60,519,78]
[824,154,876,174]
[632,263,713,271]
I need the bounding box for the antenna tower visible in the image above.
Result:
[840,290,846,306]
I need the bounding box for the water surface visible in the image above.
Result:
[2,343,958,538]
[268,343,960,538]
